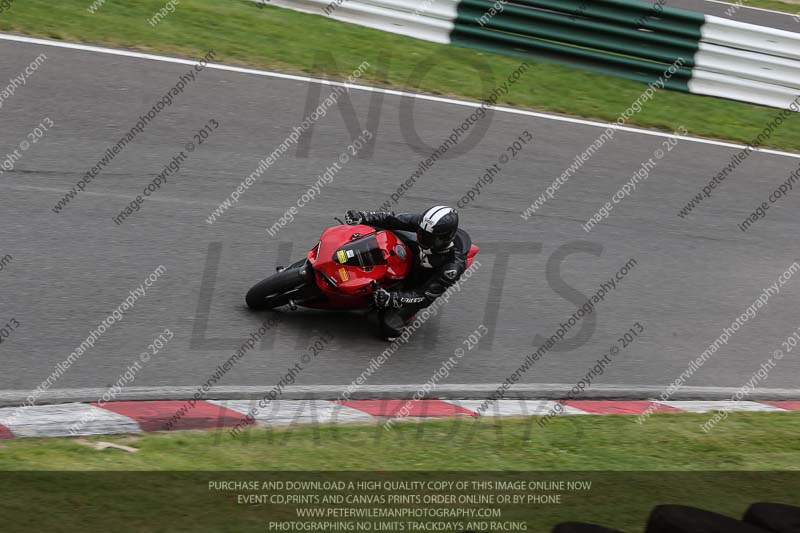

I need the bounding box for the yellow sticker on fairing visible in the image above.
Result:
[338,267,350,282]
[336,250,348,264]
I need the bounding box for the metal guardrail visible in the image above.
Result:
[266,0,800,110]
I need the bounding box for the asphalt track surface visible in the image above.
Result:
[0,34,799,404]
[678,0,800,30]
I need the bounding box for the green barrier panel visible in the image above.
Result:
[450,24,692,92]
[451,0,701,93]
[482,0,705,39]
[457,2,698,66]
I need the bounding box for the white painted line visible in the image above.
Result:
[659,400,785,413]
[712,400,789,412]
[0,403,140,437]
[209,399,373,424]
[0,32,798,159]
[702,0,800,18]
[0,183,298,212]
[659,400,731,413]
[3,383,800,405]
[449,399,588,416]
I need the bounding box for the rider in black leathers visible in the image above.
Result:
[345,206,468,340]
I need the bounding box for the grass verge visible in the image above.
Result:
[1,413,799,532]
[0,0,799,151]
[725,0,800,15]
[2,412,800,470]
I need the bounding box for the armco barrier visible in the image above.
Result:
[265,0,800,110]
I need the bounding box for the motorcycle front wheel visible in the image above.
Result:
[245,262,310,310]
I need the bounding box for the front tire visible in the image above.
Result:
[246,265,309,310]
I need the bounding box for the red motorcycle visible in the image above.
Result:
[246,222,479,311]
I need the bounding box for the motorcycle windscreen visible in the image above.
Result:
[333,235,386,268]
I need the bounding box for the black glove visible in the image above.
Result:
[345,210,364,225]
[373,288,399,309]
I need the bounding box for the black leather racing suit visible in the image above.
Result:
[361,212,469,338]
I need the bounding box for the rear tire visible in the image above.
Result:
[246,267,308,310]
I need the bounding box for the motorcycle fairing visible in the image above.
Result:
[307,224,411,298]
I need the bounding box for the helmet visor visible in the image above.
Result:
[417,231,450,251]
